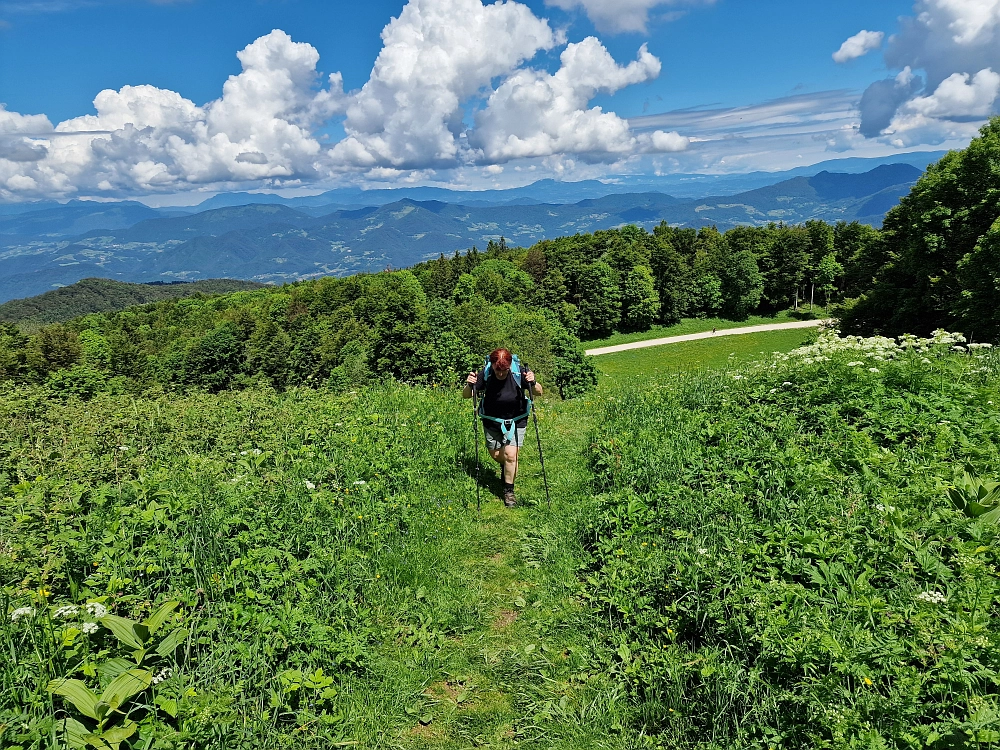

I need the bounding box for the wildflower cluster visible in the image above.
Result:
[916,591,947,605]
[781,329,898,365]
[53,605,79,619]
[151,667,173,685]
[780,328,984,368]
[85,602,108,618]
[10,607,34,622]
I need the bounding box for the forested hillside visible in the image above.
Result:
[0,278,266,329]
[0,212,884,403]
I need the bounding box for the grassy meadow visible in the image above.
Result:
[3,327,1000,748]
[594,328,817,382]
[582,309,828,350]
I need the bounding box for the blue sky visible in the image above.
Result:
[1,0,998,203]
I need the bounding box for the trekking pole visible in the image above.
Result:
[528,381,551,509]
[471,383,482,513]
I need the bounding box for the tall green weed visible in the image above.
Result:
[584,333,1000,748]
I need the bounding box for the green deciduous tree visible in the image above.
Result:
[841,117,1000,337]
[246,319,293,387]
[620,266,660,332]
[577,262,621,339]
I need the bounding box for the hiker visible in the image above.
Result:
[463,348,542,507]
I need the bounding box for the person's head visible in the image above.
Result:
[489,348,513,379]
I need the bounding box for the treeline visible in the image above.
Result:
[0,277,266,329]
[0,215,888,401]
[0,268,597,400]
[412,220,879,340]
[839,117,1000,340]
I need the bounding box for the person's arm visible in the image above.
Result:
[462,370,478,399]
[523,369,542,396]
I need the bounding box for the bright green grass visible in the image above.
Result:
[0,327,821,749]
[594,328,815,383]
[583,307,828,349]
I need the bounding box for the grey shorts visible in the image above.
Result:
[484,423,526,450]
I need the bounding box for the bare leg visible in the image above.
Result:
[488,445,519,483]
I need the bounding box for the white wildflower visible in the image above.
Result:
[969,342,993,350]
[253,449,262,456]
[117,445,130,452]
[952,345,966,352]
[921,358,931,364]
[847,361,863,367]
[54,605,79,619]
[335,422,343,427]
[304,481,316,490]
[875,503,896,513]
[80,622,99,635]
[697,548,708,555]
[10,607,34,622]
[916,591,947,605]
[354,480,366,486]
[239,450,248,456]
[869,367,880,373]
[151,667,172,685]
[769,388,777,394]
[84,602,108,618]
[782,382,793,386]
[731,374,743,380]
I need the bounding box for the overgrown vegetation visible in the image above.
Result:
[583,329,1000,747]
[3,115,1000,749]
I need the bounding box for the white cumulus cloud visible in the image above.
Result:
[832,30,884,63]
[331,0,561,171]
[544,0,714,34]
[0,29,345,200]
[859,0,1000,141]
[1,0,692,199]
[470,38,670,162]
[883,66,1000,145]
[903,67,1000,117]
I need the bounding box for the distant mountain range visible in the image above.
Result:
[0,158,931,303]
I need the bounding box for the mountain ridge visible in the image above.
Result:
[0,162,925,303]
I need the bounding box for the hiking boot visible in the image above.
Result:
[503,488,517,508]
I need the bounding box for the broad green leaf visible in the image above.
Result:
[48,679,100,721]
[99,615,144,649]
[63,717,91,749]
[101,669,152,710]
[979,505,1000,525]
[97,658,134,682]
[155,695,178,718]
[98,721,137,745]
[143,601,178,635]
[154,627,188,657]
[131,622,150,644]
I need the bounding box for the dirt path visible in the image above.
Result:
[585,319,829,356]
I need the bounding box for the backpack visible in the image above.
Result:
[477,354,532,443]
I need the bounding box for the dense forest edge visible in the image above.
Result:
[0,279,267,330]
[2,118,1000,749]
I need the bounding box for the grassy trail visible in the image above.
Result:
[364,330,817,748]
[370,394,632,749]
